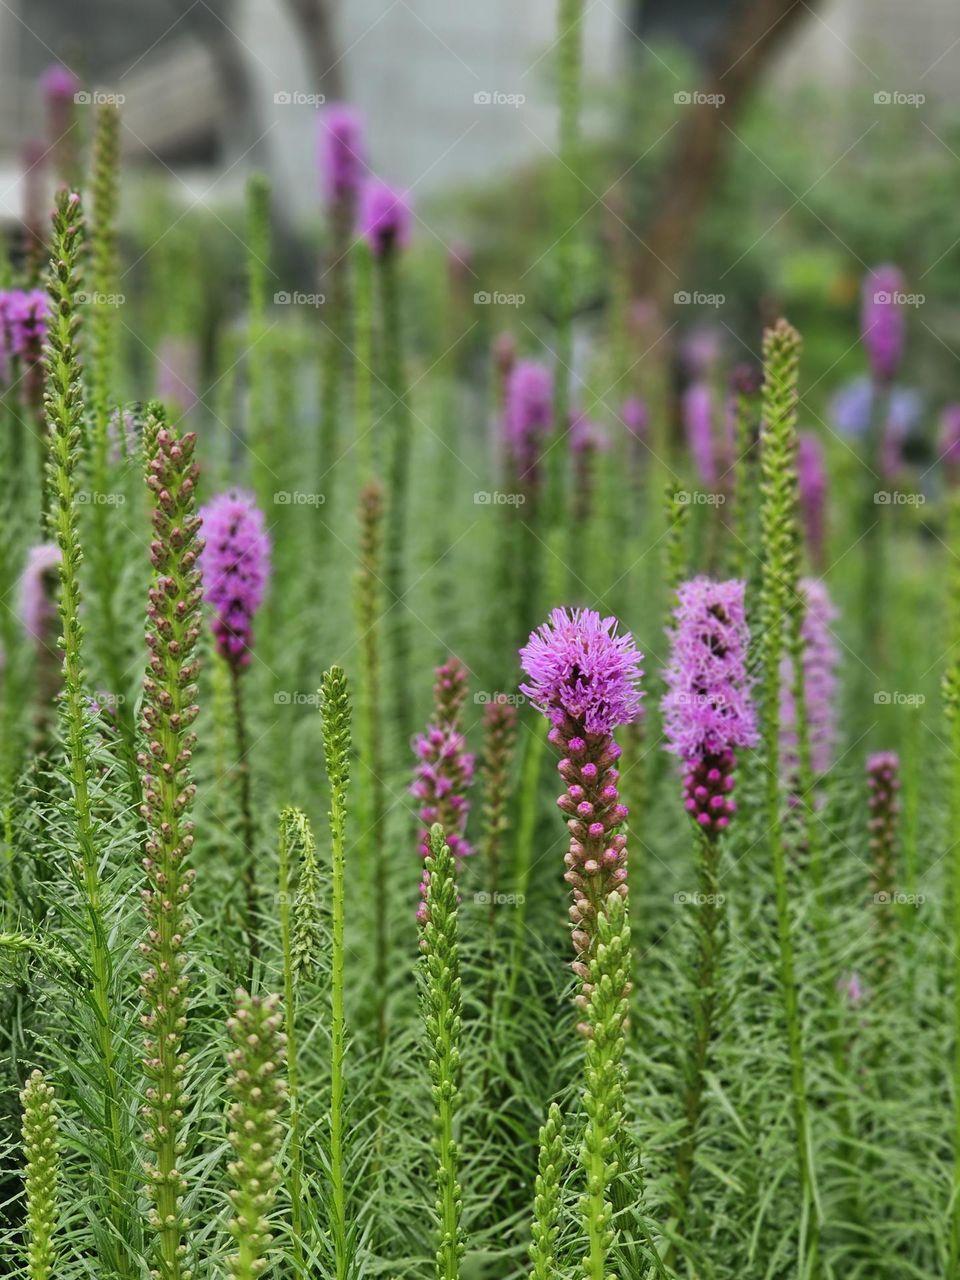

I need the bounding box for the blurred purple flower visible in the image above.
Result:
[317,103,366,204]
[39,64,80,105]
[861,265,905,384]
[358,179,412,257]
[940,403,960,472]
[198,490,271,670]
[156,337,199,414]
[682,382,717,486]
[780,578,839,778]
[797,432,827,568]
[680,326,723,379]
[0,289,49,372]
[503,359,553,490]
[19,543,61,642]
[620,396,648,442]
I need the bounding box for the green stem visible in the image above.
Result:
[230,665,258,967]
[45,191,133,1278]
[549,0,585,546]
[507,716,548,1001]
[379,249,413,741]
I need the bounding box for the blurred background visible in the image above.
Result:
[2,0,960,460]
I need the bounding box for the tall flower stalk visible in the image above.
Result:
[519,608,642,980]
[277,806,321,1266]
[758,318,819,1268]
[528,1102,566,1280]
[317,106,365,508]
[578,891,631,1280]
[412,657,475,921]
[198,490,271,963]
[224,991,287,1280]
[320,666,353,1279]
[353,479,389,1036]
[245,174,273,511]
[138,424,203,1279]
[867,751,900,990]
[361,179,414,739]
[945,487,960,1270]
[661,576,757,1261]
[44,188,131,1269]
[419,824,466,1280]
[479,696,517,1016]
[549,0,585,538]
[20,1070,60,1280]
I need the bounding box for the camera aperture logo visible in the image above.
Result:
[274,491,325,506]
[474,491,525,506]
[274,91,326,107]
[274,291,325,308]
[874,90,925,108]
[674,290,725,308]
[473,90,525,108]
[674,90,725,107]
[474,290,525,308]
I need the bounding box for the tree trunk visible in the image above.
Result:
[281,0,345,102]
[636,0,815,306]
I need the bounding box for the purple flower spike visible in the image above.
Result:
[780,579,840,779]
[19,543,61,641]
[412,657,475,922]
[797,432,827,569]
[0,289,49,370]
[198,490,271,670]
[40,64,80,105]
[941,403,960,478]
[861,265,905,384]
[317,103,366,204]
[503,359,553,490]
[621,397,648,441]
[662,577,757,836]
[682,382,717,487]
[358,179,412,257]
[521,608,642,966]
